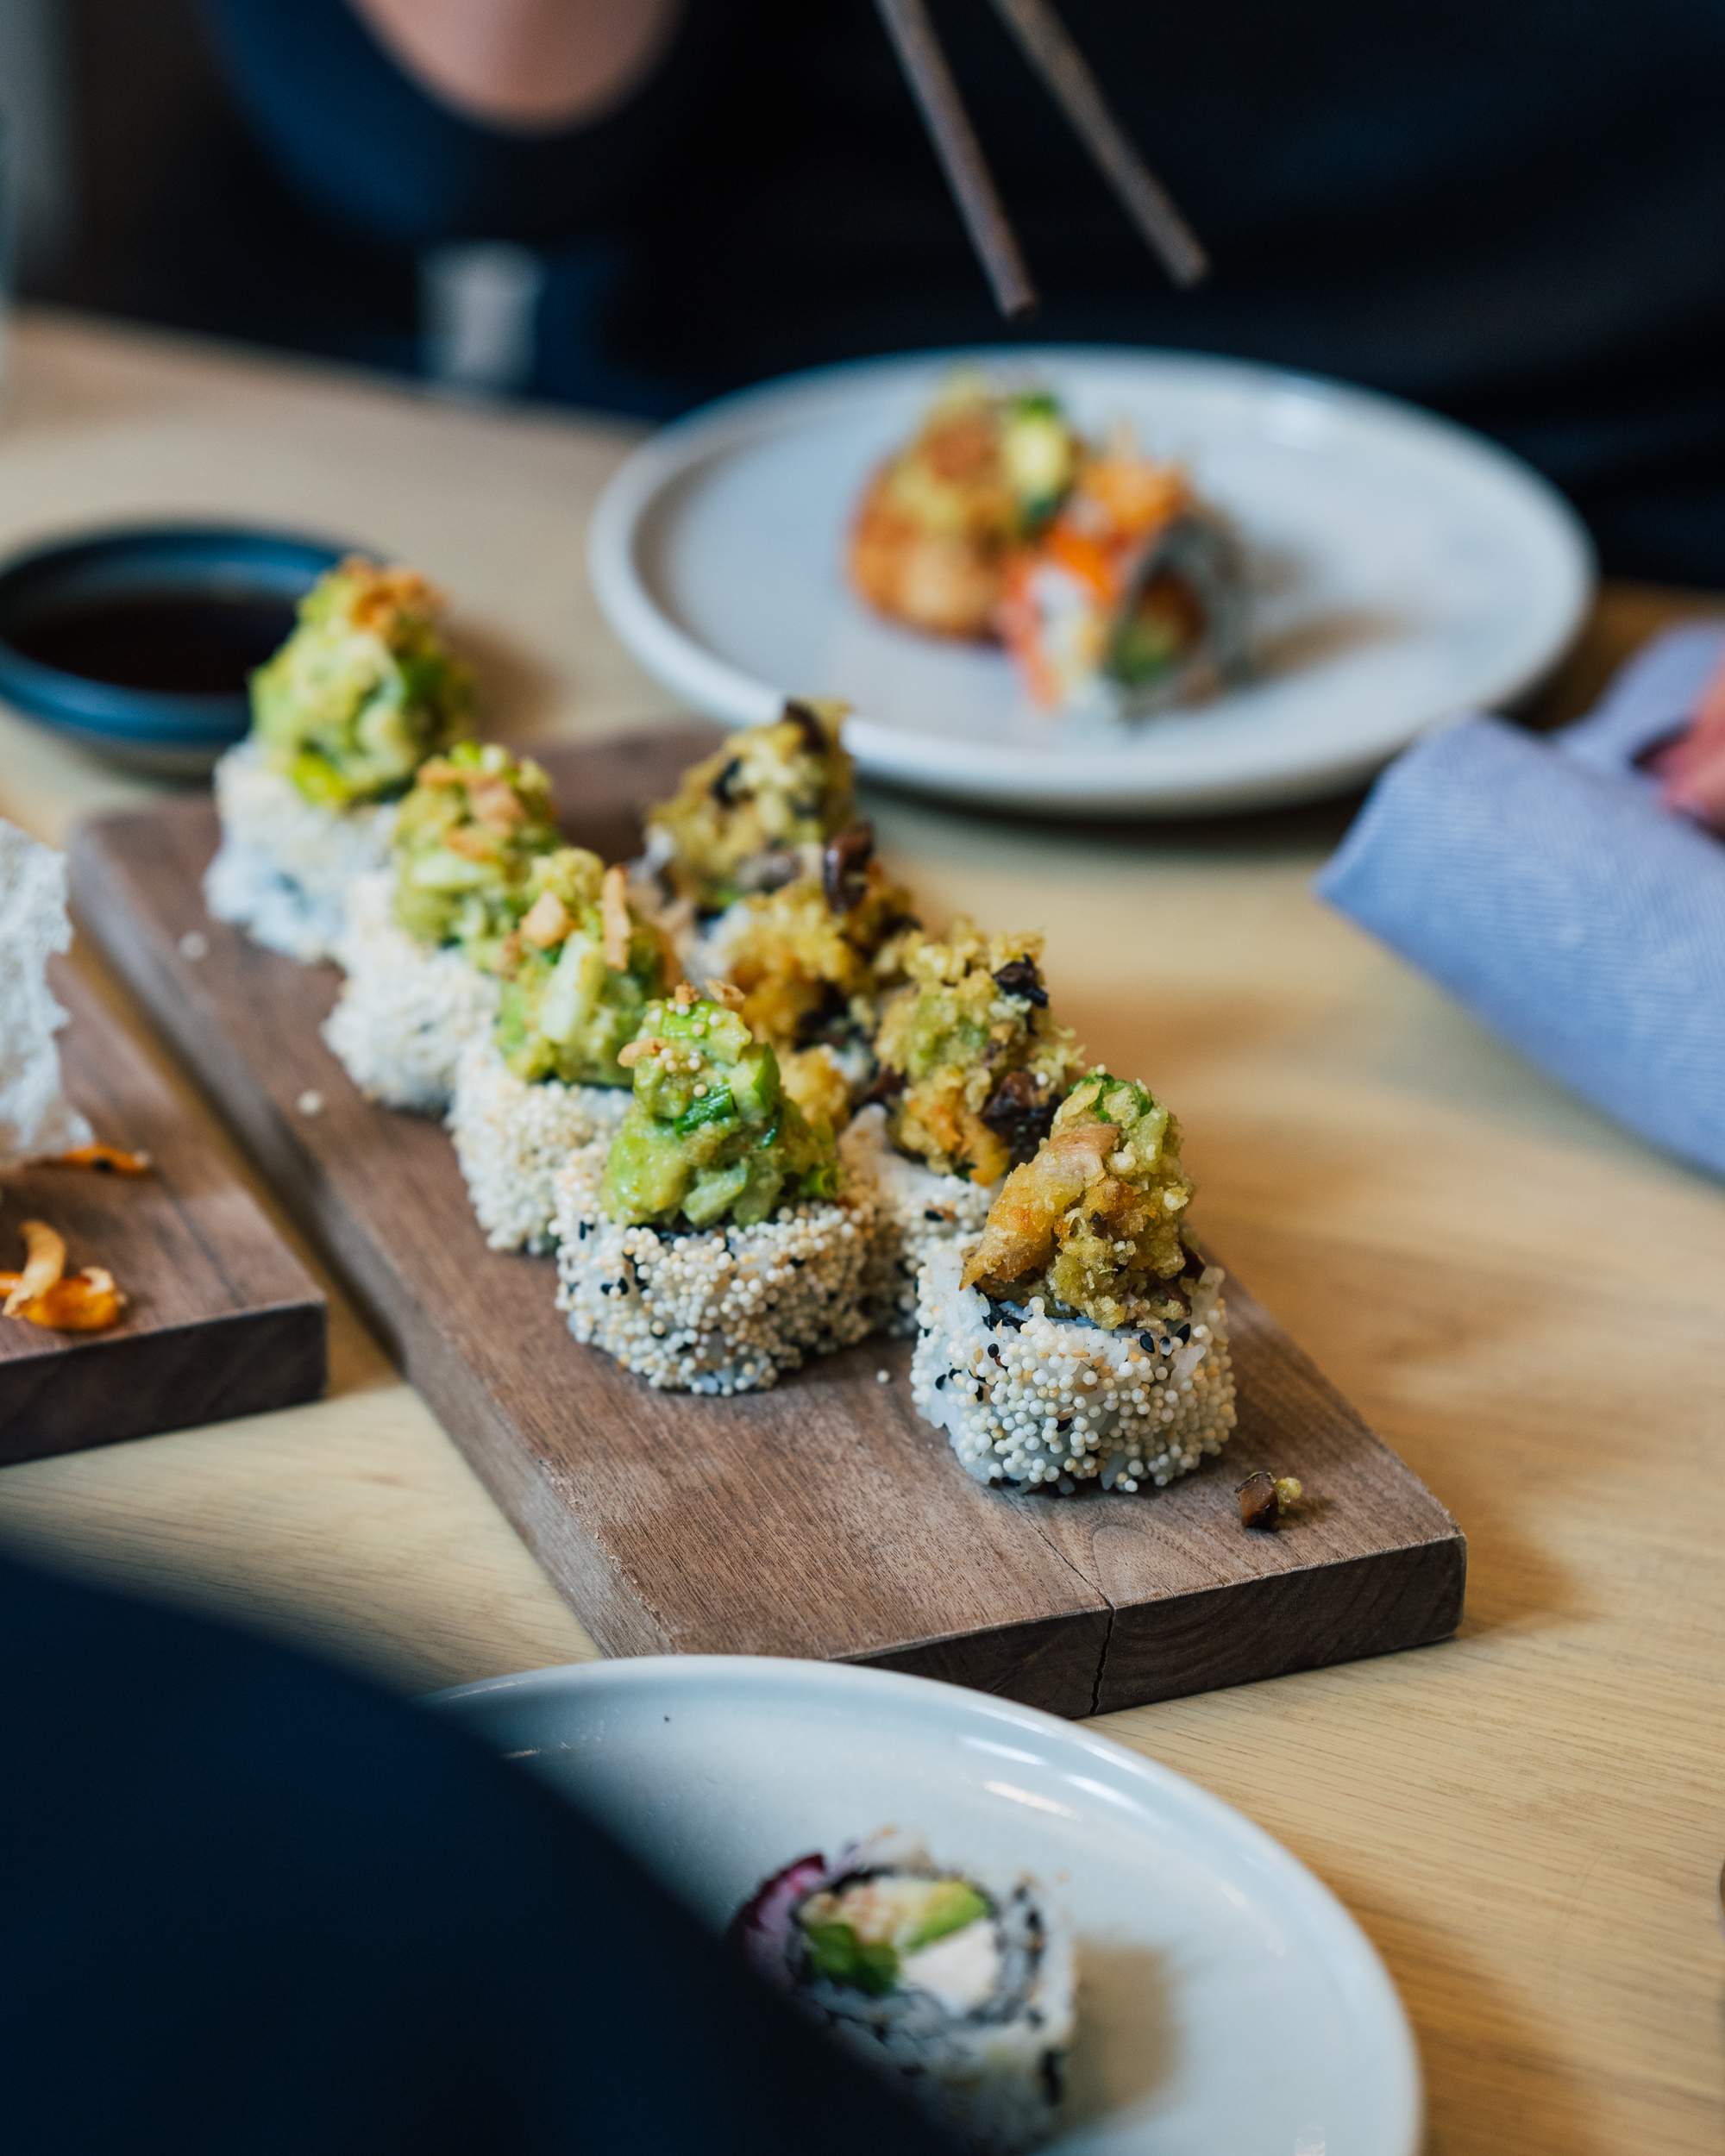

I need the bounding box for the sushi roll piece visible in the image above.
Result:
[448,847,673,1251]
[842,925,1083,1334]
[322,743,561,1114]
[694,821,918,1101]
[1000,445,1248,720]
[550,986,871,1392]
[732,1831,1075,2156]
[642,698,856,924]
[850,376,1082,640]
[204,558,474,962]
[913,1070,1236,1492]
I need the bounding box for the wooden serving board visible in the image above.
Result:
[71,725,1464,1717]
[0,962,327,1464]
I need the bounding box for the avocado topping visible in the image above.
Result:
[492,849,674,1087]
[645,701,856,912]
[249,557,474,806]
[601,990,839,1229]
[389,743,560,963]
[961,1069,1201,1329]
[872,923,1083,1185]
[798,1874,992,1998]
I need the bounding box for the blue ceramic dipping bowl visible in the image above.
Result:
[0,523,350,775]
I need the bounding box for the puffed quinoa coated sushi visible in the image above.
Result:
[911,1069,1236,1490]
[321,870,499,1113]
[204,558,473,961]
[321,744,561,1111]
[448,1037,630,1253]
[204,743,398,964]
[912,1242,1234,1491]
[551,987,869,1392]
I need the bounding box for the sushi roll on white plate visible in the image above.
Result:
[448,846,670,1251]
[843,924,1083,1335]
[550,987,871,1393]
[322,743,559,1114]
[913,1069,1236,1493]
[204,557,473,962]
[1000,442,1248,722]
[732,1830,1076,2156]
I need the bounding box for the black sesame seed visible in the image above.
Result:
[987,1343,1003,1363]
[923,1207,947,1223]
[1138,1330,1157,1351]
[934,1373,946,1388]
[1176,1322,1192,1342]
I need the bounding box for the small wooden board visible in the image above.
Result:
[71,727,1464,1717]
[0,962,327,1464]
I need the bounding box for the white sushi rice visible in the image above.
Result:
[448,1037,631,1252]
[320,871,499,1115]
[550,1146,873,1393]
[839,1105,995,1336]
[204,743,396,963]
[912,1243,1236,1493]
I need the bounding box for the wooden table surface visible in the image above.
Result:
[0,310,1719,2153]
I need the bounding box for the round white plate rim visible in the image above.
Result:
[587,342,1596,818]
[432,1652,1422,2154]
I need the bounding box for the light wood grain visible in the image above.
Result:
[0,313,1720,2153]
[72,728,1462,1714]
[0,962,325,1460]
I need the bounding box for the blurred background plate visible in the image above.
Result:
[589,348,1594,817]
[434,1656,1421,2156]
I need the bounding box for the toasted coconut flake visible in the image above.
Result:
[22,1269,127,1332]
[521,890,571,950]
[47,1144,152,1176]
[600,865,632,971]
[5,1219,66,1316]
[706,979,744,1011]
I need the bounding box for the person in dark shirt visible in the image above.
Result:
[0,1544,962,2154]
[185,0,1725,580]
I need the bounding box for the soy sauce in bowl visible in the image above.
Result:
[7,587,299,696]
[0,524,348,774]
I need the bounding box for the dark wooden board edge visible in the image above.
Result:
[0,1300,327,1464]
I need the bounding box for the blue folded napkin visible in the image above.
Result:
[1318,625,1725,1178]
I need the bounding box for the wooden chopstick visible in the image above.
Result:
[872,0,1040,320]
[988,0,1209,287]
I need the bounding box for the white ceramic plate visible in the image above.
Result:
[434,1657,1420,2155]
[589,346,1593,816]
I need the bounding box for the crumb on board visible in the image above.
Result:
[1,1218,128,1332]
[1237,1470,1303,1531]
[178,931,210,962]
[296,1089,325,1117]
[875,1368,893,1384]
